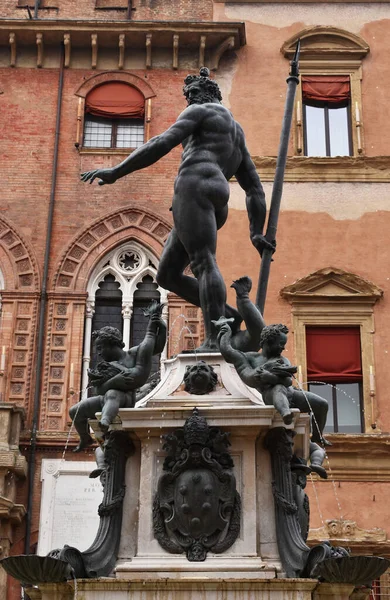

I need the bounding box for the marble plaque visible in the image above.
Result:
[37,459,103,556]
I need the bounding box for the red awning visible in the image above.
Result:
[85,82,145,119]
[306,326,362,382]
[302,75,350,107]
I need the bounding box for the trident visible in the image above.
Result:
[256,41,301,315]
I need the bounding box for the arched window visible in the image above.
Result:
[83,82,145,149]
[81,242,168,398]
[282,27,369,157]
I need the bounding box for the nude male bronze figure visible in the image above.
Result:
[81,68,274,351]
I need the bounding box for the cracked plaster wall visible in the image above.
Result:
[229,181,390,220]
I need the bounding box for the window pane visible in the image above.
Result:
[336,382,362,433]
[84,117,112,148]
[305,105,326,156]
[131,276,161,376]
[116,121,144,148]
[329,107,350,156]
[309,383,334,433]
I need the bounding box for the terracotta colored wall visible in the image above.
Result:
[0,67,192,281]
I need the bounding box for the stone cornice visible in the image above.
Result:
[252,155,390,183]
[0,19,245,56]
[315,434,390,481]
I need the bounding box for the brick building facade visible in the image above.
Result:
[0,1,390,598]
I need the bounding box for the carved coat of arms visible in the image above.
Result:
[153,408,241,561]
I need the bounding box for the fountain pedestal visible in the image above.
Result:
[18,354,374,600]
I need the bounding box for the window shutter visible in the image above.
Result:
[306,326,362,382]
[302,75,350,108]
[85,82,145,119]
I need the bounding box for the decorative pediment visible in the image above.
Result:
[280,267,383,304]
[282,26,369,61]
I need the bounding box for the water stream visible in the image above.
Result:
[293,377,345,519]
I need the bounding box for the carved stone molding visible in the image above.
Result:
[75,71,156,100]
[0,215,39,291]
[308,518,390,558]
[52,207,171,292]
[309,519,387,543]
[280,267,383,305]
[252,155,390,183]
[282,26,369,62]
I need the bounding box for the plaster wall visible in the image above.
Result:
[213,4,390,157]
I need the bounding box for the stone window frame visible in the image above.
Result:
[81,241,168,398]
[74,72,156,155]
[280,267,383,435]
[281,27,370,159]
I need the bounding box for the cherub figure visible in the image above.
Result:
[228,276,265,352]
[69,301,166,452]
[214,319,329,478]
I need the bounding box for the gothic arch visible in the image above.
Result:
[52,206,171,293]
[75,71,157,100]
[0,215,40,291]
[87,241,159,301]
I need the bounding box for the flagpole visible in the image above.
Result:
[256,41,301,315]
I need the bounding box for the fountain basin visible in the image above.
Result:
[0,555,72,586]
[313,556,390,587]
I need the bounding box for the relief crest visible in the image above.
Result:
[153,408,240,561]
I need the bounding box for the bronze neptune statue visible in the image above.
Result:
[81,68,274,351]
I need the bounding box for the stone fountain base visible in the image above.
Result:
[14,354,378,600]
[26,578,365,600]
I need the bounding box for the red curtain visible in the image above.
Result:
[302,75,350,107]
[85,82,145,119]
[306,326,362,382]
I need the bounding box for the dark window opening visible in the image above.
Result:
[131,275,161,376]
[90,274,123,371]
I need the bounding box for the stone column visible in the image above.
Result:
[81,300,95,400]
[122,301,133,351]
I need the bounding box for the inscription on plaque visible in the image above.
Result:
[37,460,103,555]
